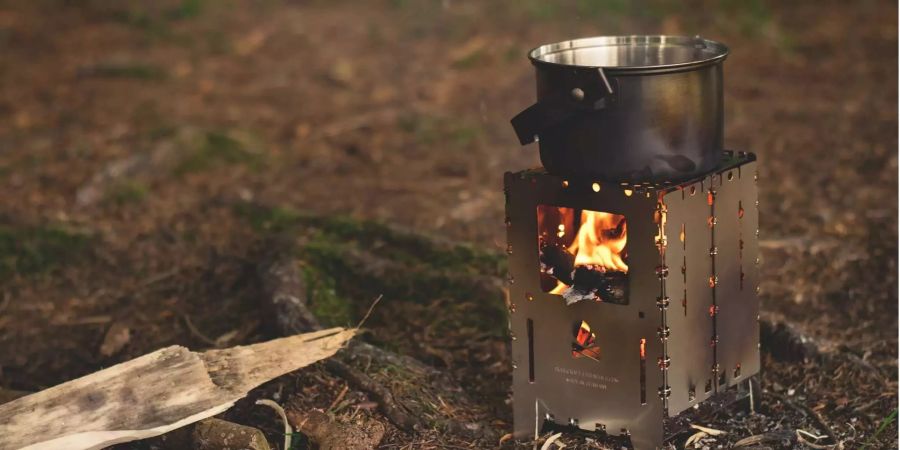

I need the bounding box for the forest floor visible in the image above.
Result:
[0,0,896,448]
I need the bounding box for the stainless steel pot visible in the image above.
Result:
[511,35,729,182]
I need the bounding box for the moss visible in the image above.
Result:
[83,63,168,80]
[299,236,507,337]
[0,225,91,279]
[105,180,148,205]
[234,205,506,276]
[233,205,509,337]
[293,214,505,277]
[165,0,204,21]
[175,131,264,175]
[301,262,355,327]
[233,203,302,233]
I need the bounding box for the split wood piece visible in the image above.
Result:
[286,409,386,450]
[194,418,271,450]
[259,236,489,439]
[0,327,354,450]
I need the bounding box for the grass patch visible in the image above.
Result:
[233,203,302,233]
[862,409,898,449]
[80,63,168,80]
[0,225,91,279]
[234,204,506,276]
[105,180,148,205]
[451,49,486,70]
[174,131,264,175]
[396,114,482,148]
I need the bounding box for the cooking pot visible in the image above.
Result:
[511,35,729,182]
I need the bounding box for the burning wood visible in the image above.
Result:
[537,206,629,305]
[539,240,628,306]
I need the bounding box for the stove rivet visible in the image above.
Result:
[657,385,672,398]
[562,180,569,188]
[592,182,601,192]
[656,296,670,309]
[655,265,669,279]
[657,356,671,370]
[623,189,633,197]
[508,303,516,313]
[657,326,670,340]
[570,87,585,101]
[526,292,534,301]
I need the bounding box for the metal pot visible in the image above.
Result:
[511,35,729,182]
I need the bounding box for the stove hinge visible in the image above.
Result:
[655,198,671,411]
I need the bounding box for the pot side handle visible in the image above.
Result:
[510,67,615,146]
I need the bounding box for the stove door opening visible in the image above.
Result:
[537,205,629,305]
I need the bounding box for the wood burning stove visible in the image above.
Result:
[504,151,760,449]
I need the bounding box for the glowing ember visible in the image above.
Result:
[572,320,601,359]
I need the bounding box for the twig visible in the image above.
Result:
[355,294,384,330]
[181,314,218,347]
[796,429,837,449]
[327,384,349,413]
[768,392,839,445]
[324,358,420,431]
[256,399,293,450]
[540,432,563,450]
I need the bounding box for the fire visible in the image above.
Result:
[569,211,628,270]
[548,210,628,294]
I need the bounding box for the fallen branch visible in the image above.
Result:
[258,236,425,433]
[257,234,498,442]
[0,327,354,450]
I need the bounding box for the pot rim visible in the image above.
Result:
[528,35,729,73]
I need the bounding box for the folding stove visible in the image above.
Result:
[504,151,760,449]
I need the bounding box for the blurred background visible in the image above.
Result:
[0,0,896,448]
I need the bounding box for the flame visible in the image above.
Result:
[569,211,628,271]
[573,320,601,359]
[546,209,628,295]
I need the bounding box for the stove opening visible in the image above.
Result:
[572,320,601,360]
[537,205,629,305]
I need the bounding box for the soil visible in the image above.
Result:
[0,1,896,449]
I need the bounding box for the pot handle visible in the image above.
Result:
[510,68,615,145]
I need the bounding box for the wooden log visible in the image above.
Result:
[257,237,497,441]
[257,238,424,433]
[0,327,355,450]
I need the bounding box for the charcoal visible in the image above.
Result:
[539,241,575,285]
[561,267,628,306]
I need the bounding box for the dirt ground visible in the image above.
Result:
[0,0,896,448]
